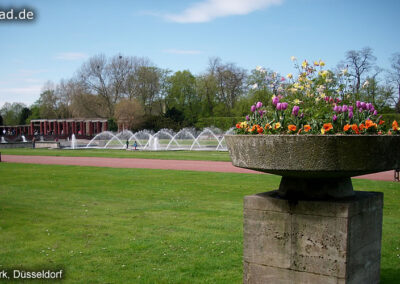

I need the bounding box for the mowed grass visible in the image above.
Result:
[0,163,399,283]
[0,148,231,162]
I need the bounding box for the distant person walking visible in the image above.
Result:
[126,140,129,150]
[133,141,137,150]
[32,136,36,149]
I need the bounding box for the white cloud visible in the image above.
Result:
[0,85,42,107]
[55,52,88,60]
[165,0,283,23]
[163,49,203,55]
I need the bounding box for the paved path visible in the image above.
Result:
[1,154,397,182]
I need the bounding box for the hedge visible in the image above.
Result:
[381,113,400,123]
[195,117,244,130]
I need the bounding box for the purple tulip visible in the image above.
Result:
[333,114,337,121]
[300,113,304,119]
[349,106,354,112]
[359,108,363,113]
[272,96,279,106]
[246,115,250,121]
[366,103,372,110]
[281,102,288,110]
[342,105,348,112]
[356,101,361,108]
[333,105,342,113]
[370,105,375,112]
[276,102,282,111]
[258,110,263,116]
[373,110,378,116]
[292,106,300,116]
[256,101,263,109]
[251,105,256,112]
[360,102,366,109]
[348,111,353,119]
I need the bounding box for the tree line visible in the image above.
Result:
[1,47,400,131]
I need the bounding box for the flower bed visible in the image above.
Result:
[235,58,399,135]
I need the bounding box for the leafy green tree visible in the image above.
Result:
[26,104,40,122]
[166,70,200,124]
[19,107,32,125]
[37,90,59,118]
[0,102,26,125]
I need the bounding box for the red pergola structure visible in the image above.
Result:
[0,118,108,137]
[29,118,108,136]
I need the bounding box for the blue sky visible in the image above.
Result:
[1,0,399,107]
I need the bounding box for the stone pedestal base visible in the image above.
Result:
[243,191,383,284]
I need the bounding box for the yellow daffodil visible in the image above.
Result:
[313,61,320,66]
[319,60,325,66]
[294,99,301,104]
[301,60,308,69]
[274,122,281,129]
[287,73,293,79]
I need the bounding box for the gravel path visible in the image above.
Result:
[1,154,397,182]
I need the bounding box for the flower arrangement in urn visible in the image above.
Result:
[236,58,399,135]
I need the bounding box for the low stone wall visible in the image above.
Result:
[0,141,60,149]
[0,142,32,149]
[35,141,60,149]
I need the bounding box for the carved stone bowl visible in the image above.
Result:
[225,135,400,199]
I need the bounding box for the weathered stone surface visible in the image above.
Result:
[225,135,400,178]
[243,191,383,283]
[244,262,341,284]
[226,134,400,198]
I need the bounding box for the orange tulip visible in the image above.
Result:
[392,120,399,131]
[343,124,351,132]
[323,123,333,132]
[303,125,311,132]
[365,119,377,129]
[351,124,359,134]
[288,125,297,132]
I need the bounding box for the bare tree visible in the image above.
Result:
[107,54,134,100]
[215,62,247,112]
[78,54,114,116]
[388,53,400,111]
[343,47,376,97]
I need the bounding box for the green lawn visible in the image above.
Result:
[0,163,399,283]
[0,148,231,162]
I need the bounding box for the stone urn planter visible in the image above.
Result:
[225,134,400,284]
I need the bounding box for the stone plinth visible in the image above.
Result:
[243,191,383,284]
